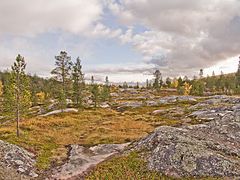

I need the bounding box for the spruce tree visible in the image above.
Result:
[165,77,171,88]
[101,76,110,102]
[3,54,31,137]
[72,57,85,109]
[0,80,2,97]
[199,69,203,79]
[51,51,72,111]
[90,76,99,108]
[236,57,240,88]
[146,79,149,89]
[153,70,162,91]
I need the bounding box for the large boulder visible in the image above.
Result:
[131,110,240,178]
[0,140,38,178]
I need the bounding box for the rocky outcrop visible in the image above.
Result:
[131,108,240,178]
[0,140,38,178]
[40,108,78,117]
[51,143,129,179]
[158,96,198,105]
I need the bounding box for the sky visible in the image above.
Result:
[0,0,240,82]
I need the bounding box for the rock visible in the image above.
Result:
[0,140,38,177]
[51,143,129,179]
[158,96,198,105]
[177,96,197,103]
[152,109,167,115]
[100,102,110,108]
[110,93,119,97]
[116,101,143,112]
[232,104,240,110]
[40,108,78,117]
[131,110,240,178]
[189,106,234,121]
[146,100,159,106]
[152,107,185,119]
[159,96,178,104]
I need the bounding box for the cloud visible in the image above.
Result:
[108,0,240,74]
[0,0,240,82]
[0,0,104,36]
[85,63,154,74]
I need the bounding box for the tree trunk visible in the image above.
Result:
[16,72,20,137]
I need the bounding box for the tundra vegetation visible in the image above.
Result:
[0,52,239,179]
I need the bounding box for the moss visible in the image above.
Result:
[86,151,170,180]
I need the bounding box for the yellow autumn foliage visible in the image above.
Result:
[36,92,45,104]
[184,82,192,95]
[171,79,179,88]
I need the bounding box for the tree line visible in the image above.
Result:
[0,51,110,136]
[124,64,240,96]
[0,52,239,137]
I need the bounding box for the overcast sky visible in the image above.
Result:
[0,0,239,82]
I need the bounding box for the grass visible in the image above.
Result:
[0,101,200,170]
[0,92,208,172]
[0,108,158,170]
[86,151,221,180]
[86,151,169,180]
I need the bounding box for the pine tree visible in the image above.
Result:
[0,80,3,97]
[91,77,99,108]
[51,51,72,111]
[0,81,3,115]
[146,79,149,89]
[236,57,240,89]
[101,76,110,102]
[3,54,31,137]
[153,70,162,91]
[191,80,205,96]
[91,76,94,84]
[165,77,171,88]
[212,71,215,77]
[123,82,128,89]
[199,69,204,79]
[72,57,85,109]
[135,82,139,89]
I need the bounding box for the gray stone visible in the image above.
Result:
[0,140,38,177]
[40,108,78,117]
[131,110,240,178]
[152,109,167,115]
[51,143,129,179]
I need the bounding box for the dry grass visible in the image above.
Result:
[0,108,161,170]
[0,102,194,170]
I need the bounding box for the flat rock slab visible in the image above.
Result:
[40,108,78,117]
[132,109,240,178]
[51,143,129,179]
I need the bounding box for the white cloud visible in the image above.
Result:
[108,0,240,75]
[0,0,104,36]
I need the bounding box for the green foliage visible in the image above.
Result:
[72,57,85,108]
[100,76,110,102]
[123,81,128,89]
[3,54,31,136]
[91,83,100,108]
[191,80,205,96]
[166,77,171,88]
[51,51,72,110]
[153,70,163,91]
